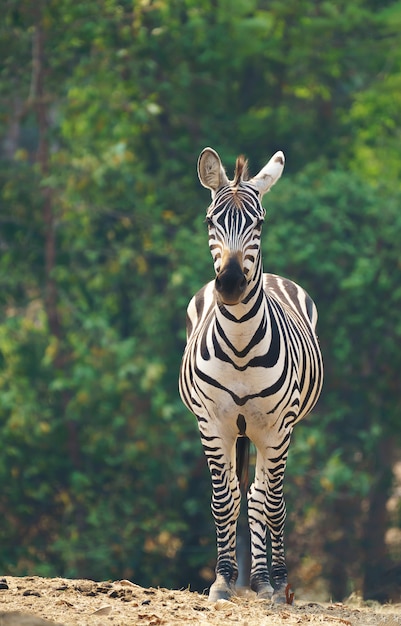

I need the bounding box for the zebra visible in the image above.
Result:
[179,147,323,603]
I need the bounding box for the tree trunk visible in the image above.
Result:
[324,495,360,601]
[362,436,394,601]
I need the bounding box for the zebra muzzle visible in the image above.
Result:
[215,256,247,305]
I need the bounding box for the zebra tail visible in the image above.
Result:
[236,436,250,493]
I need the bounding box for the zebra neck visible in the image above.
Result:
[214,264,267,351]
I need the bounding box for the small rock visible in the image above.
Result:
[22,590,41,597]
[118,579,136,587]
[214,598,234,610]
[55,599,74,608]
[0,582,9,590]
[96,582,112,591]
[91,605,112,616]
[75,582,94,594]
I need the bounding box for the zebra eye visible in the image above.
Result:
[256,218,264,229]
[205,216,214,227]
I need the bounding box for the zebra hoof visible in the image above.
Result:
[208,579,233,602]
[272,591,286,604]
[251,574,273,600]
[272,583,294,605]
[256,584,274,600]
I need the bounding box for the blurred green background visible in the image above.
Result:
[1,0,401,602]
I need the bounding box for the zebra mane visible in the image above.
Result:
[232,155,249,186]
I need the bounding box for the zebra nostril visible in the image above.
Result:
[239,275,247,291]
[215,275,222,292]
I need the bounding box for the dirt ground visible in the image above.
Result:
[1,576,401,626]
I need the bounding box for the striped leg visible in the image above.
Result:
[266,457,289,603]
[248,451,274,599]
[248,439,291,603]
[202,430,241,601]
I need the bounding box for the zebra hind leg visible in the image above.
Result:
[248,434,293,603]
[264,461,291,603]
[266,432,295,604]
[248,479,274,600]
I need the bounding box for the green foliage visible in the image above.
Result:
[349,2,401,185]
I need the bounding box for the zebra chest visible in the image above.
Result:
[193,316,285,385]
[186,310,300,427]
[192,338,292,422]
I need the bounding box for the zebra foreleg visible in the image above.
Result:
[205,438,241,601]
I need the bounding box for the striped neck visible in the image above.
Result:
[214,252,267,353]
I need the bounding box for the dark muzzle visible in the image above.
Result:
[215,256,246,305]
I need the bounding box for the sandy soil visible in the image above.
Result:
[1,576,401,626]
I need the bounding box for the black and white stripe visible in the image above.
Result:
[179,148,323,603]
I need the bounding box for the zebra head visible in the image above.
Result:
[197,148,285,305]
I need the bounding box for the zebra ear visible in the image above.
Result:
[198,148,229,194]
[250,151,285,196]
